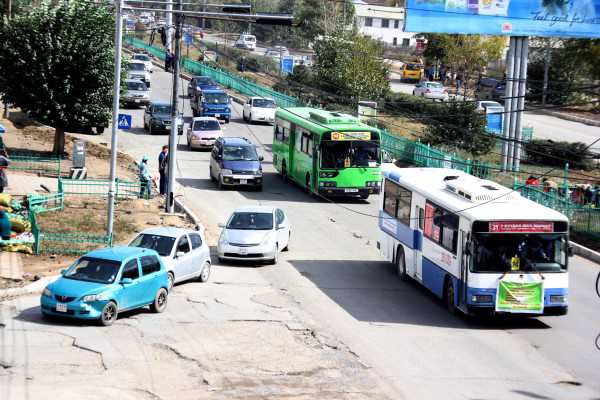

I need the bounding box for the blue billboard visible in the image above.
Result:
[405,0,600,38]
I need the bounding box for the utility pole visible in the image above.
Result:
[107,0,124,243]
[166,0,173,51]
[201,0,206,29]
[166,0,182,213]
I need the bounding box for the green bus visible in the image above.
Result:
[272,107,382,199]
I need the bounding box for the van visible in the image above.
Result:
[401,63,423,82]
[234,34,256,51]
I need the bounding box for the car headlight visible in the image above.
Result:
[366,181,380,187]
[219,233,228,246]
[254,169,263,176]
[221,169,233,176]
[82,293,107,302]
[42,287,52,297]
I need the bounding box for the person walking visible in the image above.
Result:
[158,145,169,196]
[0,153,9,193]
[138,155,152,198]
[455,69,464,92]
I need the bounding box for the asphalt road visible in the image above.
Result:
[67,69,600,399]
[389,73,600,152]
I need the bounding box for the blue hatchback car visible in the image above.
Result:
[209,137,264,191]
[40,247,170,326]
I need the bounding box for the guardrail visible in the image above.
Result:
[8,154,61,177]
[58,178,150,200]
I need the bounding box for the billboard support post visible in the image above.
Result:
[502,37,516,171]
[513,37,529,172]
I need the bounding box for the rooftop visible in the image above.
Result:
[84,246,156,262]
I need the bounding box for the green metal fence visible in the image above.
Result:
[27,192,64,213]
[8,154,61,177]
[58,178,150,199]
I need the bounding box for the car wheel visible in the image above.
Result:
[99,301,118,326]
[217,174,224,190]
[167,272,174,292]
[187,138,192,151]
[446,278,457,315]
[198,262,211,283]
[396,249,408,281]
[360,194,369,200]
[150,288,168,313]
[225,118,230,124]
[270,244,279,265]
[149,124,153,135]
[282,233,290,251]
[255,185,263,192]
[144,121,148,131]
[281,161,288,182]
[412,90,416,96]
[209,166,216,182]
[249,113,254,124]
[305,174,311,194]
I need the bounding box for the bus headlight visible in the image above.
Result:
[319,181,336,187]
[366,181,380,187]
[550,295,567,303]
[471,294,493,303]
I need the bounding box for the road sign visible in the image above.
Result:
[184,32,193,45]
[281,56,294,75]
[117,114,132,130]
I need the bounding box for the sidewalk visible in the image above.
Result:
[4,171,58,195]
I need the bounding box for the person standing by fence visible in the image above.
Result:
[138,155,152,198]
[158,145,168,196]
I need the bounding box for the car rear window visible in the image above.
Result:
[427,82,443,88]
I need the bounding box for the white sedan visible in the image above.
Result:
[132,53,153,73]
[130,227,211,290]
[217,206,290,264]
[242,97,276,124]
[413,81,449,101]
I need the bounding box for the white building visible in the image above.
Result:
[353,1,419,48]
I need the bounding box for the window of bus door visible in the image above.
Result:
[472,233,567,273]
[274,120,290,143]
[320,139,379,169]
[383,179,411,225]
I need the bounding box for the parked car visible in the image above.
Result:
[266,46,289,56]
[132,53,153,73]
[191,88,231,123]
[217,206,290,264]
[476,77,506,101]
[129,227,211,291]
[143,101,183,135]
[209,137,264,190]
[40,247,169,326]
[187,75,218,100]
[122,79,150,107]
[413,81,449,101]
[264,49,281,60]
[234,33,256,51]
[187,117,223,150]
[242,97,276,124]
[127,61,151,88]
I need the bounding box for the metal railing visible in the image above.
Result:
[8,154,61,177]
[58,178,150,200]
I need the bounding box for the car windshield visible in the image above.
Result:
[227,212,273,230]
[64,257,121,284]
[129,234,175,256]
[193,119,220,131]
[204,93,228,104]
[152,104,171,114]
[129,63,146,71]
[253,99,276,108]
[427,82,443,89]
[321,140,380,169]
[406,63,422,71]
[472,233,567,273]
[197,77,216,86]
[134,54,150,61]
[127,81,147,91]
[223,145,259,161]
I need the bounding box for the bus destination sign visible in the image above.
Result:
[489,221,554,233]
[331,132,371,141]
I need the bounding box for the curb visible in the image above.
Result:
[571,242,600,264]
[174,197,205,234]
[536,109,600,127]
[0,275,57,301]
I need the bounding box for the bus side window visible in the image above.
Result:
[307,134,314,156]
[274,124,282,141]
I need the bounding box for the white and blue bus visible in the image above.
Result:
[377,166,570,316]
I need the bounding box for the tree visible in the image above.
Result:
[313,29,389,101]
[0,0,115,154]
[429,34,505,96]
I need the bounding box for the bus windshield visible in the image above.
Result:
[321,140,379,169]
[472,233,567,273]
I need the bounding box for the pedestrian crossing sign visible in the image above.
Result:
[118,114,132,130]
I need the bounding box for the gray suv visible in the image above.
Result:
[143,101,183,135]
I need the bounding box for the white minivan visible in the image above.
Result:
[235,34,256,51]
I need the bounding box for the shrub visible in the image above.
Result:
[524,139,593,170]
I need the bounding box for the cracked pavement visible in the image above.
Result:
[0,266,390,400]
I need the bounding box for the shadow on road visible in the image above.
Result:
[286,259,551,330]
[15,305,152,327]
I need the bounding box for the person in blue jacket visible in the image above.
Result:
[138,155,152,198]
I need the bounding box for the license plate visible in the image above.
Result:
[344,189,359,193]
[240,179,247,184]
[238,248,248,255]
[134,99,140,103]
[56,303,67,313]
[215,114,220,118]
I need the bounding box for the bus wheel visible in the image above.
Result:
[305,174,311,193]
[396,249,408,281]
[445,278,457,315]
[360,194,369,200]
[281,161,288,181]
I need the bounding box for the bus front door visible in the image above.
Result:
[459,230,470,308]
